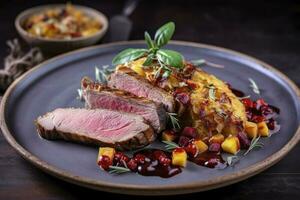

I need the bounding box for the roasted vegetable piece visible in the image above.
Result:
[257,122,269,137]
[209,133,225,144]
[98,147,116,163]
[245,121,258,139]
[194,139,208,153]
[162,130,177,142]
[172,148,187,167]
[221,136,240,155]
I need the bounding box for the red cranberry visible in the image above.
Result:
[237,132,250,149]
[98,155,112,170]
[134,154,147,164]
[159,156,171,166]
[206,158,220,168]
[241,98,254,108]
[178,136,190,147]
[182,127,197,138]
[153,150,167,160]
[127,159,138,171]
[184,143,199,158]
[267,119,276,130]
[209,143,221,152]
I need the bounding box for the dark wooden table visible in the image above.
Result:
[1,0,300,199]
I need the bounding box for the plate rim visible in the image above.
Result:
[1,40,300,195]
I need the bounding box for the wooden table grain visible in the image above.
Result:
[1,0,300,199]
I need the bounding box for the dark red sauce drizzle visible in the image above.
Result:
[133,149,181,178]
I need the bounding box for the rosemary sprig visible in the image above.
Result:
[162,140,179,151]
[108,166,131,174]
[167,112,181,129]
[191,59,224,69]
[244,136,264,156]
[248,78,260,95]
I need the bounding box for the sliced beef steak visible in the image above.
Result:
[36,108,155,150]
[81,77,167,132]
[108,66,175,112]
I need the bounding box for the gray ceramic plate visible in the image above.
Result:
[1,41,300,195]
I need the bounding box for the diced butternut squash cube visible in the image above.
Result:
[209,133,225,144]
[194,139,208,153]
[257,122,269,137]
[221,136,240,155]
[98,147,116,163]
[162,130,177,142]
[245,121,258,139]
[172,148,187,167]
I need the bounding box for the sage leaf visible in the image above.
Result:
[112,48,147,66]
[144,32,155,49]
[154,22,175,48]
[157,49,183,68]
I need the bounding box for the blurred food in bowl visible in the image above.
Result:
[23,3,103,40]
[15,4,108,55]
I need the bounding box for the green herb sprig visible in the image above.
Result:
[108,166,131,174]
[167,112,181,130]
[244,136,264,156]
[162,140,179,151]
[112,22,184,79]
[248,78,260,95]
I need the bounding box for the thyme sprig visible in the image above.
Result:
[162,140,179,151]
[108,166,131,174]
[244,136,264,156]
[167,112,181,130]
[248,78,260,95]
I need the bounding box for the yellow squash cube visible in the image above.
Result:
[221,136,240,155]
[97,147,116,163]
[245,121,258,139]
[172,148,187,167]
[162,130,177,142]
[194,139,208,153]
[209,133,225,144]
[257,122,269,137]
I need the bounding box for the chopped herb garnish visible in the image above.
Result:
[215,108,228,119]
[248,78,260,95]
[244,136,264,156]
[167,112,181,130]
[108,166,131,174]
[112,22,184,79]
[206,84,216,101]
[162,140,179,151]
